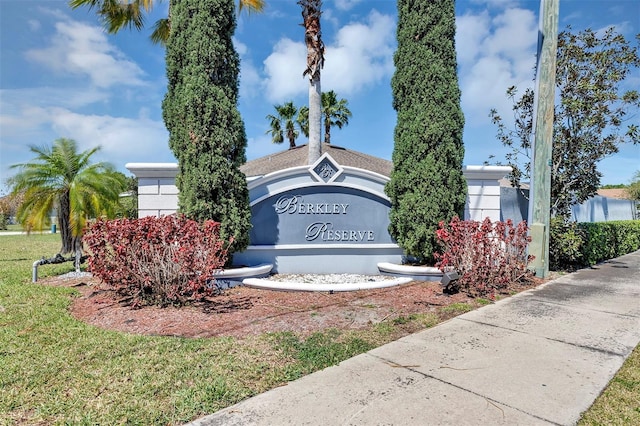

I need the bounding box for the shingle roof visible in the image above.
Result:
[240,144,393,178]
[597,188,633,200]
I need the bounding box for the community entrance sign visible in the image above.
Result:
[250,187,394,246]
[127,152,512,275]
[233,153,403,274]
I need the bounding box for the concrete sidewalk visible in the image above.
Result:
[189,250,640,426]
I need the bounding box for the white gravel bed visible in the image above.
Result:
[243,275,412,292]
[57,271,93,280]
[266,273,394,284]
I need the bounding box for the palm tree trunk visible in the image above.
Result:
[308,77,322,163]
[300,0,324,165]
[73,235,83,272]
[287,127,297,149]
[58,190,74,254]
[324,116,331,144]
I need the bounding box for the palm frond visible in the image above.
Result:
[238,0,265,14]
[151,18,170,45]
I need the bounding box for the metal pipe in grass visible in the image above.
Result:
[31,254,86,282]
[32,258,46,282]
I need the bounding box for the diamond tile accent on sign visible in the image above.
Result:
[309,153,343,183]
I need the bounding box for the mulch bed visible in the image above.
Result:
[40,274,544,339]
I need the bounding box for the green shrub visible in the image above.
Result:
[580,221,640,265]
[612,221,640,254]
[550,219,640,270]
[0,213,7,230]
[549,217,585,270]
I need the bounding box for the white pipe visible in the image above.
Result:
[242,277,412,292]
[32,259,44,283]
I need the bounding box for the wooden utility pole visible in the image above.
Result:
[528,0,559,278]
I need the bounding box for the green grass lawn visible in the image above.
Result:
[0,234,637,424]
[0,234,428,424]
[0,224,24,232]
[579,344,640,425]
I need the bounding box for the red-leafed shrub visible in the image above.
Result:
[434,217,533,298]
[83,215,231,307]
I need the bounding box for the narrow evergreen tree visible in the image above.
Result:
[386,0,467,263]
[162,0,252,252]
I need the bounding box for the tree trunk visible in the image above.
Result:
[324,116,331,144]
[300,0,324,165]
[73,235,83,272]
[58,190,74,254]
[287,128,297,149]
[308,76,322,163]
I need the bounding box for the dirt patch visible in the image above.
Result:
[41,275,544,339]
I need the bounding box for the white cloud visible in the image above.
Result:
[595,21,633,37]
[1,87,110,114]
[470,0,519,7]
[27,19,41,32]
[323,10,395,94]
[235,37,263,100]
[456,7,537,125]
[233,37,248,56]
[0,104,50,137]
[562,11,582,23]
[25,20,146,89]
[483,8,537,59]
[455,11,490,65]
[334,0,364,12]
[0,105,170,178]
[262,38,307,102]
[46,108,171,166]
[246,134,286,161]
[0,114,170,191]
[262,10,395,102]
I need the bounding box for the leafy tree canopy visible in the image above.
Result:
[490,26,640,217]
[320,90,351,144]
[626,170,640,201]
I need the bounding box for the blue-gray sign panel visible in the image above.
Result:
[250,186,394,245]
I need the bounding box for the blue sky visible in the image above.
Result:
[1,0,639,194]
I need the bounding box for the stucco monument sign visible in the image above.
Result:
[251,187,393,246]
[234,153,403,274]
[127,148,511,276]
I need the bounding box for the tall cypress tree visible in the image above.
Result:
[163,0,252,252]
[386,0,467,263]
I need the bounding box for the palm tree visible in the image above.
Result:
[69,0,265,44]
[297,105,310,139]
[321,90,351,144]
[299,0,324,164]
[266,102,300,149]
[296,92,351,144]
[9,138,125,269]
